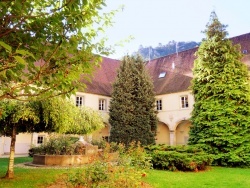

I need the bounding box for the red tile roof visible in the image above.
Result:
[84,57,121,96]
[84,33,250,96]
[151,70,192,95]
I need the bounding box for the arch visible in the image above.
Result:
[155,122,170,145]
[175,120,191,145]
[92,123,110,142]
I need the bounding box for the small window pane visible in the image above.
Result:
[76,96,84,107]
[99,99,106,111]
[37,136,44,144]
[181,96,189,108]
[156,99,162,110]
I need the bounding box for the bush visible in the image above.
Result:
[212,145,250,167]
[91,139,107,150]
[29,134,83,156]
[66,141,151,188]
[67,161,144,188]
[145,145,213,171]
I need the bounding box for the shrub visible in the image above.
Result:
[67,161,144,188]
[66,141,151,188]
[145,145,213,171]
[117,141,152,170]
[29,134,83,156]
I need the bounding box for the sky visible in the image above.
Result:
[101,0,250,59]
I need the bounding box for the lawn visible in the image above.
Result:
[1,157,250,188]
[0,157,70,188]
[145,168,250,188]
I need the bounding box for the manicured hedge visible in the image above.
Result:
[145,145,213,171]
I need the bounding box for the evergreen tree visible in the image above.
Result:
[189,12,250,166]
[109,55,157,146]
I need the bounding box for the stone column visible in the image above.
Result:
[0,136,4,156]
[31,133,38,146]
[169,130,176,146]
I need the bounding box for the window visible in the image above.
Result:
[76,96,84,107]
[243,50,248,54]
[37,136,44,144]
[159,72,166,78]
[99,99,106,111]
[181,95,189,108]
[156,99,162,110]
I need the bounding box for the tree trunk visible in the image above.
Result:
[5,125,16,179]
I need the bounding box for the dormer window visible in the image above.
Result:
[243,50,248,54]
[159,72,166,78]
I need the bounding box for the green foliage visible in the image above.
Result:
[29,134,82,156]
[91,139,107,149]
[145,145,212,171]
[189,11,250,167]
[40,97,104,134]
[0,0,118,100]
[109,55,158,146]
[0,97,104,135]
[0,97,104,178]
[67,161,144,188]
[66,142,150,188]
[0,99,40,135]
[113,142,152,170]
[2,157,250,188]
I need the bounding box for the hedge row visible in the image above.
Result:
[145,145,213,171]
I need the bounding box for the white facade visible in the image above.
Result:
[155,90,194,145]
[0,90,195,156]
[156,90,194,131]
[0,132,49,155]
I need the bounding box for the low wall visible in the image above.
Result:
[33,154,92,166]
[32,152,119,166]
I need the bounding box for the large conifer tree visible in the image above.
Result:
[109,55,157,146]
[189,12,250,166]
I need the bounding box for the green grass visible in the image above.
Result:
[1,157,250,188]
[145,168,250,188]
[0,157,70,188]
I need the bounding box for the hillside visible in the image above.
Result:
[135,41,200,60]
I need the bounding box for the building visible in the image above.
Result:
[1,33,250,155]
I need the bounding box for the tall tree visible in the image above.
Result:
[189,11,250,166]
[0,0,117,101]
[0,97,104,179]
[109,55,157,146]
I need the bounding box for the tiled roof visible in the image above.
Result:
[231,33,250,68]
[84,57,121,96]
[84,33,250,96]
[151,70,192,95]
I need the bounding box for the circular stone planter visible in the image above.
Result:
[32,144,100,166]
[32,152,119,166]
[32,154,92,166]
